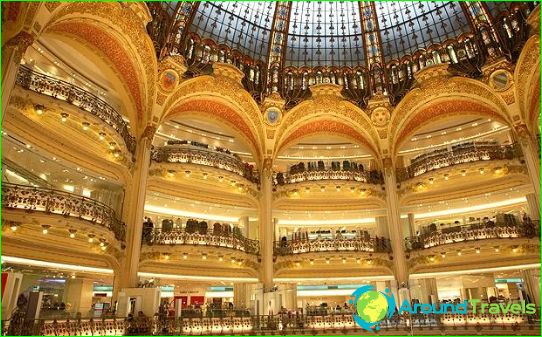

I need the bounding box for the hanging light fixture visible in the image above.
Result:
[69,229,77,238]
[35,104,45,115]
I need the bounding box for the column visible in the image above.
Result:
[521,269,541,306]
[259,158,274,292]
[118,126,155,290]
[382,158,409,287]
[525,193,540,221]
[280,283,298,310]
[515,125,540,206]
[2,31,34,121]
[273,218,280,242]
[233,283,249,309]
[375,216,389,238]
[407,213,415,237]
[239,216,249,238]
[417,278,439,304]
[63,278,95,316]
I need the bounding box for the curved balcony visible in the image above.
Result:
[145,229,260,255]
[396,142,522,183]
[274,237,391,256]
[15,66,136,154]
[1,183,126,242]
[277,170,382,186]
[405,222,540,251]
[151,145,259,183]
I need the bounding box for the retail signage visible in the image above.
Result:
[350,285,536,332]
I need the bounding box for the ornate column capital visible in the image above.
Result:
[262,157,274,179]
[140,124,157,142]
[514,123,533,146]
[4,31,34,64]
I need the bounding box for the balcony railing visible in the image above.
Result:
[151,145,259,183]
[276,169,383,186]
[405,222,539,251]
[145,228,260,255]
[1,183,126,242]
[3,309,539,336]
[396,142,522,183]
[15,66,136,155]
[274,237,391,256]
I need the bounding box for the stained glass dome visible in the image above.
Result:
[179,1,500,66]
[147,1,535,106]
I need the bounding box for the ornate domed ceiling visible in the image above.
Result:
[177,1,512,66]
[147,1,535,106]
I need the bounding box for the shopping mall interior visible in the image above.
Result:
[1,1,541,335]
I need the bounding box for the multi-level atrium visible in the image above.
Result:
[1,1,541,336]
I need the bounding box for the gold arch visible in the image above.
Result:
[161,75,265,162]
[514,34,541,133]
[275,95,379,159]
[41,2,157,132]
[276,119,378,159]
[389,77,513,156]
[161,97,263,164]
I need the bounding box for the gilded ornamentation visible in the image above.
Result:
[48,2,158,125]
[513,35,539,129]
[32,21,41,33]
[263,157,273,178]
[49,21,143,120]
[156,93,167,106]
[266,128,276,140]
[279,120,373,154]
[169,100,259,156]
[4,31,34,64]
[158,69,180,93]
[371,107,390,127]
[141,124,157,141]
[163,75,264,152]
[23,3,39,28]
[2,2,21,23]
[157,55,187,80]
[395,100,503,151]
[276,92,378,155]
[44,2,61,13]
[390,77,511,147]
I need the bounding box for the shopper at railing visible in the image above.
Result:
[152,141,259,183]
[274,230,391,255]
[143,218,259,254]
[397,141,522,182]
[405,215,539,251]
[275,160,381,185]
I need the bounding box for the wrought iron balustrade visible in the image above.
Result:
[274,237,391,256]
[15,66,136,155]
[1,183,125,242]
[277,169,383,186]
[145,228,260,255]
[405,222,539,251]
[151,145,259,183]
[2,308,539,336]
[396,142,522,183]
